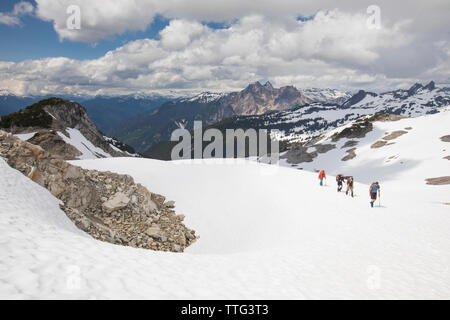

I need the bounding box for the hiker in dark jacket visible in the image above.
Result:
[336,174,344,192]
[369,182,381,207]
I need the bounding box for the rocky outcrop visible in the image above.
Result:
[0,130,197,252]
[0,98,136,159]
[331,120,373,142]
[371,130,408,149]
[371,140,388,149]
[341,140,358,148]
[425,176,450,185]
[44,100,126,157]
[382,130,408,141]
[314,143,336,154]
[366,113,406,122]
[341,148,357,161]
[27,131,82,160]
[440,135,450,142]
[221,81,310,116]
[281,145,317,164]
[280,143,336,164]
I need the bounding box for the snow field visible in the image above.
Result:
[1,109,449,299]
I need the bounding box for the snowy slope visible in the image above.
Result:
[180,92,226,104]
[55,128,112,159]
[281,107,450,188]
[2,104,450,299]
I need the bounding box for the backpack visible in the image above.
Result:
[370,183,379,193]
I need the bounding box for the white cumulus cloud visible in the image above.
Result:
[0,1,34,26]
[3,9,445,96]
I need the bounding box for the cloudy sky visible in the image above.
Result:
[0,0,449,96]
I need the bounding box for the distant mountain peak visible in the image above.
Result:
[341,90,377,108]
[264,81,274,89]
[182,92,225,104]
[405,81,436,96]
[424,81,435,91]
[299,88,352,105]
[245,81,264,91]
[408,83,424,96]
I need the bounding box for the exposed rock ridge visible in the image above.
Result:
[0,130,197,252]
[0,98,135,159]
[44,101,125,157]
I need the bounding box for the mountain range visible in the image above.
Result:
[144,81,449,159]
[1,81,448,160]
[110,81,351,153]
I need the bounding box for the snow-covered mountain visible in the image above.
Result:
[111,81,323,153]
[180,91,227,104]
[300,88,352,104]
[143,81,450,159]
[341,81,449,114]
[1,106,449,299]
[224,81,450,143]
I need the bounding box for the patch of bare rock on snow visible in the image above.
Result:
[425,176,450,185]
[0,130,197,252]
[371,130,408,149]
[341,148,357,161]
[382,130,408,141]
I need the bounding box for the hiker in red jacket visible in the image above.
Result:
[345,176,354,197]
[318,170,326,186]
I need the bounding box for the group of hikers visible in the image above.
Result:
[318,170,381,207]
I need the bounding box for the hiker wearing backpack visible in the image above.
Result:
[345,176,354,197]
[369,182,381,207]
[318,170,326,186]
[336,174,344,192]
